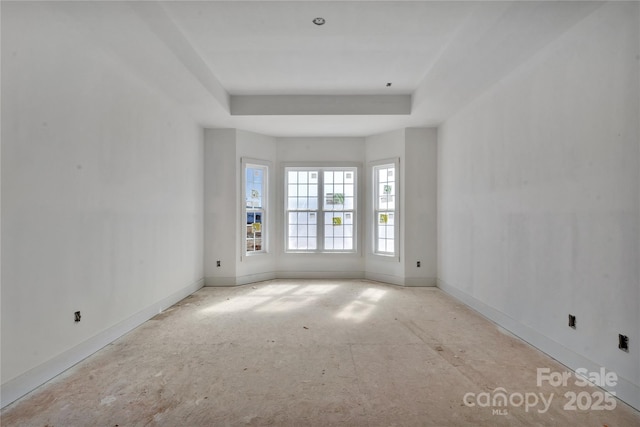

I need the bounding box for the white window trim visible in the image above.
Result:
[371,158,400,259]
[242,158,270,258]
[283,162,360,254]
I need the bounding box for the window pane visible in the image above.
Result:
[308,238,317,250]
[374,164,396,255]
[344,184,354,197]
[344,238,353,250]
[344,196,354,210]
[286,167,355,253]
[345,171,354,183]
[324,238,334,250]
[344,212,353,224]
[309,197,318,210]
[289,238,298,250]
[324,171,334,184]
[288,198,298,210]
[245,164,267,254]
[297,197,308,209]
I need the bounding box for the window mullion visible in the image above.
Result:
[317,169,324,252]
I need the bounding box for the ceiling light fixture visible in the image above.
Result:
[312,17,326,26]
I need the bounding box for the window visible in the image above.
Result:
[244,161,268,255]
[374,162,397,255]
[286,166,357,253]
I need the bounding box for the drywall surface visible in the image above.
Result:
[1,1,203,401]
[204,129,237,285]
[404,128,437,286]
[438,2,639,408]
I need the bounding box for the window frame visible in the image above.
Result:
[242,158,269,257]
[372,159,400,258]
[284,164,359,254]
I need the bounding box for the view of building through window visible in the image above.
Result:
[286,167,357,252]
[245,164,266,254]
[374,164,396,255]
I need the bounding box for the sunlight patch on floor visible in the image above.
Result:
[335,288,388,322]
[255,296,317,313]
[292,284,339,296]
[200,283,340,315]
[200,296,271,314]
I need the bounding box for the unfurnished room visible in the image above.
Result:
[1,1,639,425]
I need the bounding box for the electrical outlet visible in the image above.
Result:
[216,260,221,267]
[619,334,629,352]
[74,311,81,322]
[416,261,421,268]
[568,314,576,329]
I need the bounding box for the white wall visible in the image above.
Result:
[1,2,204,406]
[438,2,639,409]
[204,129,237,285]
[404,128,437,286]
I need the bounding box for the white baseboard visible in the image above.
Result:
[404,276,437,287]
[204,272,278,286]
[236,272,277,285]
[365,272,405,286]
[1,278,204,409]
[437,278,640,411]
[275,270,366,280]
[204,272,437,287]
[204,276,239,286]
[365,273,436,287]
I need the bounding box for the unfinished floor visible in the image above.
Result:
[2,279,639,426]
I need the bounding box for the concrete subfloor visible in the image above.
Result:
[2,279,639,426]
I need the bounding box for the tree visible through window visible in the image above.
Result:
[286,167,357,252]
